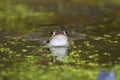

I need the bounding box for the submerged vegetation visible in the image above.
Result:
[0,0,120,80]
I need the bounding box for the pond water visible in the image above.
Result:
[1,20,120,63]
[0,16,120,79]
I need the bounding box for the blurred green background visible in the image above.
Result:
[0,0,120,80]
[0,0,120,34]
[0,0,120,24]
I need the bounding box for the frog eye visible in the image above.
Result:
[63,30,67,35]
[50,31,56,36]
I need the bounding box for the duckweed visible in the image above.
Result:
[0,1,120,79]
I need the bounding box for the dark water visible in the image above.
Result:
[0,20,120,69]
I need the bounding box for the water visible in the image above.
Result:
[0,12,120,80]
[0,21,119,66]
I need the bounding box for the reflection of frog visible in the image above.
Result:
[47,30,69,62]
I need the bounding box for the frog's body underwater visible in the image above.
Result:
[47,30,69,62]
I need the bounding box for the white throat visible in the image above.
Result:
[48,34,69,47]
